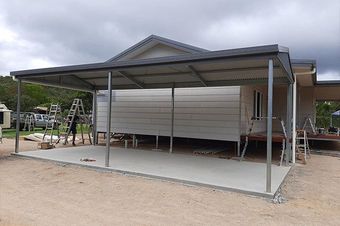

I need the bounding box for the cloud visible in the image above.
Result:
[318,71,340,80]
[0,15,56,73]
[0,0,339,81]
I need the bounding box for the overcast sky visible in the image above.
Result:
[0,0,339,80]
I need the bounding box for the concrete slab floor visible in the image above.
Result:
[15,146,291,198]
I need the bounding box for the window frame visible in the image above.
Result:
[0,112,4,124]
[253,90,263,120]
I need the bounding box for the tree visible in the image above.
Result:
[316,101,340,128]
[0,76,93,113]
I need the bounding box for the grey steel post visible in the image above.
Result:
[92,90,97,145]
[292,77,297,163]
[15,79,21,153]
[266,59,274,193]
[105,72,112,167]
[156,135,159,149]
[285,83,293,165]
[132,134,136,148]
[169,86,175,153]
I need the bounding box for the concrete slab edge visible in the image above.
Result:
[12,152,277,199]
[273,164,294,198]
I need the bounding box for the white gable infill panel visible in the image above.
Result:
[96,87,241,142]
[131,44,190,60]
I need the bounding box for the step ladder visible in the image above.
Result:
[303,116,317,135]
[43,104,61,144]
[240,120,255,161]
[23,114,35,131]
[60,99,92,145]
[295,129,311,164]
[240,117,288,165]
[279,118,288,166]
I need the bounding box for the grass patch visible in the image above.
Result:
[2,124,91,139]
[2,128,44,139]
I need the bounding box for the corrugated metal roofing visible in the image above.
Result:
[11,44,293,92]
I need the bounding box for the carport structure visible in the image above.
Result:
[11,44,294,194]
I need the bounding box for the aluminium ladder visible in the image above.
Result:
[302,116,317,135]
[279,119,288,166]
[43,104,61,144]
[295,129,311,164]
[60,98,92,145]
[240,120,255,160]
[23,114,34,131]
[240,117,288,165]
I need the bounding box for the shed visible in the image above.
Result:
[0,103,12,129]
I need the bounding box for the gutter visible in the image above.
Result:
[294,67,317,76]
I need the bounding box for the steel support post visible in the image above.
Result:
[266,59,274,193]
[169,86,175,153]
[286,83,293,165]
[92,90,97,145]
[15,79,21,153]
[105,72,112,167]
[292,76,297,163]
[156,135,159,149]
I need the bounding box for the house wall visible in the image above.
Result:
[249,85,318,134]
[314,86,340,101]
[0,111,11,129]
[272,86,288,132]
[240,85,268,135]
[96,86,241,142]
[297,87,316,130]
[240,85,294,135]
[264,85,333,133]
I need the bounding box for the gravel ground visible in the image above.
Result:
[0,138,339,226]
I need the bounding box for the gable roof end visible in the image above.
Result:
[107,35,208,62]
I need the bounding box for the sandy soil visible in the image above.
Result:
[0,139,339,225]
[0,138,38,157]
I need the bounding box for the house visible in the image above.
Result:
[0,103,12,129]
[96,35,340,153]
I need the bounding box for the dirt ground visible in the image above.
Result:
[0,138,340,226]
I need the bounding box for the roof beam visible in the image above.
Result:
[277,53,294,83]
[81,66,282,81]
[21,78,94,93]
[68,74,95,90]
[94,77,289,90]
[187,65,208,87]
[117,71,145,88]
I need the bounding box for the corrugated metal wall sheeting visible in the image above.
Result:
[97,87,241,141]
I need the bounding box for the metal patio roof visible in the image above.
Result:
[11,44,294,92]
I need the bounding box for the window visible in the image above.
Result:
[0,112,3,124]
[253,90,263,120]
